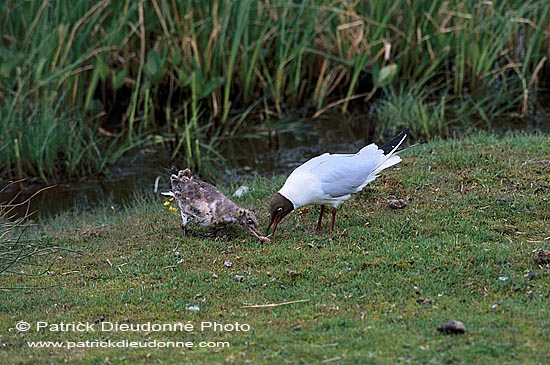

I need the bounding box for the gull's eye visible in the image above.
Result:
[277,207,283,212]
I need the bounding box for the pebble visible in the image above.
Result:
[387,198,408,209]
[437,320,466,334]
[535,249,550,264]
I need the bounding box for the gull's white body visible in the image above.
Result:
[279,143,403,210]
[266,129,409,235]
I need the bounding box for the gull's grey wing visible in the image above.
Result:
[314,147,384,198]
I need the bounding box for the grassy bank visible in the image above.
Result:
[1,1,549,181]
[1,132,549,364]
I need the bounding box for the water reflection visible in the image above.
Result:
[2,112,549,219]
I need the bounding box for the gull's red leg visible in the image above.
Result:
[330,207,337,232]
[316,205,325,232]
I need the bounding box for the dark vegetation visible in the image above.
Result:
[1,0,549,182]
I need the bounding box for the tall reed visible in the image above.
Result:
[1,0,548,180]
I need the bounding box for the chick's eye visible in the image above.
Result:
[247,219,254,224]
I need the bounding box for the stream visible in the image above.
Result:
[2,114,549,219]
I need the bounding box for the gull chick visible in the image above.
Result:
[267,129,409,235]
[164,167,270,242]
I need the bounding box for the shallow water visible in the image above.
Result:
[1,113,549,219]
[1,117,369,218]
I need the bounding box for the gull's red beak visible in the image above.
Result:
[266,214,282,236]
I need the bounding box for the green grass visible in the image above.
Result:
[1,132,549,364]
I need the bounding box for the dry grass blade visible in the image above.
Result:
[240,299,310,308]
[311,91,373,119]
[1,181,63,276]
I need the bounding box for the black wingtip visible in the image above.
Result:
[170,166,179,175]
[380,128,409,154]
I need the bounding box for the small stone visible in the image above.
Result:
[388,198,408,209]
[234,275,245,282]
[416,297,432,305]
[233,185,250,198]
[535,249,550,265]
[224,260,233,268]
[287,270,298,278]
[437,320,466,334]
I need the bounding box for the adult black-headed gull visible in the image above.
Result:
[163,167,270,242]
[267,129,409,235]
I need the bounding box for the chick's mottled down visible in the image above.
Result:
[164,168,270,242]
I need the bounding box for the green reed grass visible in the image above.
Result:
[375,86,447,139]
[0,98,143,183]
[1,0,548,181]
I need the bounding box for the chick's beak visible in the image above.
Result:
[246,223,261,237]
[246,224,271,243]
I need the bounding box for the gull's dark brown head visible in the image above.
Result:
[266,193,294,236]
